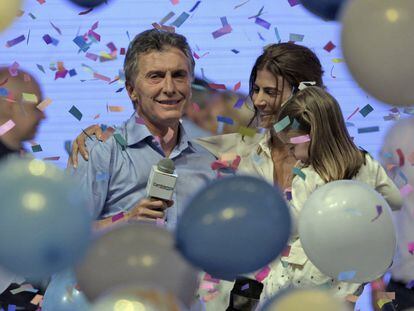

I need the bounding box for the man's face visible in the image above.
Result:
[127,47,192,127]
[2,78,46,141]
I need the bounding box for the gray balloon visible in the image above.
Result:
[75,223,199,308]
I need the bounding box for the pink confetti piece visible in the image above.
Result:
[371,205,383,222]
[203,273,221,284]
[290,134,310,144]
[86,52,99,61]
[233,81,241,91]
[212,24,232,39]
[346,107,360,120]
[255,265,271,282]
[171,0,179,4]
[324,41,336,52]
[111,212,124,222]
[0,120,15,136]
[37,0,45,4]
[6,35,26,48]
[281,245,291,257]
[43,156,60,161]
[208,83,226,90]
[93,72,111,82]
[200,281,215,290]
[408,242,414,255]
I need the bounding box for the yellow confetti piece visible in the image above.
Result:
[238,126,256,137]
[22,92,38,103]
[107,105,125,112]
[37,98,52,111]
[100,52,113,59]
[31,294,43,305]
[377,298,392,308]
[332,58,345,63]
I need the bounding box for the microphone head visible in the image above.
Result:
[157,158,175,174]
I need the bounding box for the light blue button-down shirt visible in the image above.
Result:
[71,113,216,231]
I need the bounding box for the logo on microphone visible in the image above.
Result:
[153,182,174,191]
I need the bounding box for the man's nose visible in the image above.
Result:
[163,74,176,95]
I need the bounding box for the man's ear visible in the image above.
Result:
[126,82,136,101]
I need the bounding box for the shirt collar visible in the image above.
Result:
[124,113,196,153]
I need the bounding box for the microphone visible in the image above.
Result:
[146,158,178,201]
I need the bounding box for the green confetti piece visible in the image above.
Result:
[69,105,83,121]
[359,104,374,117]
[113,133,127,150]
[292,167,306,180]
[22,93,38,103]
[238,126,256,137]
[31,144,42,152]
[273,116,290,133]
[289,33,304,42]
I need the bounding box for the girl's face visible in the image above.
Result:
[251,69,292,129]
[279,130,311,163]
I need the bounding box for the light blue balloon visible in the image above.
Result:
[42,269,90,311]
[176,175,291,280]
[0,157,92,279]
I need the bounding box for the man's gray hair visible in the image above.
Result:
[124,29,195,86]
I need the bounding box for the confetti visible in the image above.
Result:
[114,133,127,149]
[234,0,250,9]
[241,283,249,291]
[233,81,241,91]
[93,72,111,82]
[408,242,414,255]
[212,24,232,39]
[288,0,300,6]
[42,34,58,46]
[407,280,414,289]
[231,49,239,54]
[208,83,226,90]
[189,1,201,12]
[330,65,336,79]
[257,32,266,41]
[371,205,383,222]
[79,7,93,15]
[338,270,356,281]
[6,35,25,48]
[289,33,304,42]
[69,69,77,77]
[346,107,360,120]
[396,148,405,166]
[220,17,228,27]
[31,144,42,152]
[171,0,179,4]
[274,27,282,43]
[255,17,271,29]
[111,212,124,222]
[233,97,245,109]
[0,120,15,136]
[43,156,60,161]
[22,93,38,103]
[108,105,125,112]
[36,64,45,73]
[217,116,234,125]
[324,41,336,52]
[359,104,374,117]
[69,105,83,121]
[29,13,36,19]
[293,167,306,180]
[73,36,90,52]
[290,134,310,144]
[358,126,379,134]
[255,266,271,282]
[86,52,99,61]
[50,21,62,35]
[160,11,175,24]
[281,245,291,257]
[332,58,345,63]
[274,116,290,133]
[171,12,190,27]
[7,304,16,311]
[30,294,43,305]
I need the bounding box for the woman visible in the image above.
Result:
[68,42,325,310]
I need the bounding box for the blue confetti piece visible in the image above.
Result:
[338,270,356,281]
[69,69,77,77]
[73,36,90,52]
[358,126,379,134]
[292,167,306,180]
[115,87,124,93]
[231,49,239,54]
[255,17,271,29]
[274,27,281,43]
[7,304,16,311]
[69,105,83,121]
[220,16,228,27]
[189,1,201,12]
[0,88,8,96]
[274,116,290,133]
[217,115,234,125]
[289,33,304,42]
[171,12,190,28]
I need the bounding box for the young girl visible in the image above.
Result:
[261,86,403,303]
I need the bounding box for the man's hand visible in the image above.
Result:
[69,124,103,168]
[127,198,174,222]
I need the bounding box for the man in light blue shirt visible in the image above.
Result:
[70,29,215,231]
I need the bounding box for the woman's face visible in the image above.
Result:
[251,69,292,129]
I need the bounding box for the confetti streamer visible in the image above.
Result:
[189,1,201,12]
[27,30,31,45]
[6,35,25,48]
[292,167,306,180]
[79,7,93,15]
[50,21,62,35]
[396,148,405,166]
[69,105,83,121]
[290,134,310,144]
[255,17,271,29]
[234,0,250,9]
[0,120,15,136]
[330,65,336,79]
[217,115,234,125]
[171,12,190,27]
[274,116,290,132]
[359,104,374,117]
[358,126,380,134]
[346,107,360,120]
[371,205,383,222]
[274,27,282,43]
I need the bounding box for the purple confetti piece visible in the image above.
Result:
[86,52,99,61]
[111,212,124,222]
[107,42,117,52]
[217,115,234,125]
[43,34,52,44]
[212,24,232,39]
[6,35,25,48]
[241,283,249,291]
[288,0,300,6]
[233,97,245,109]
[255,17,271,29]
[220,16,228,27]
[371,205,383,222]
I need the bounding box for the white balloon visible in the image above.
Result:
[298,180,396,283]
[341,0,414,107]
